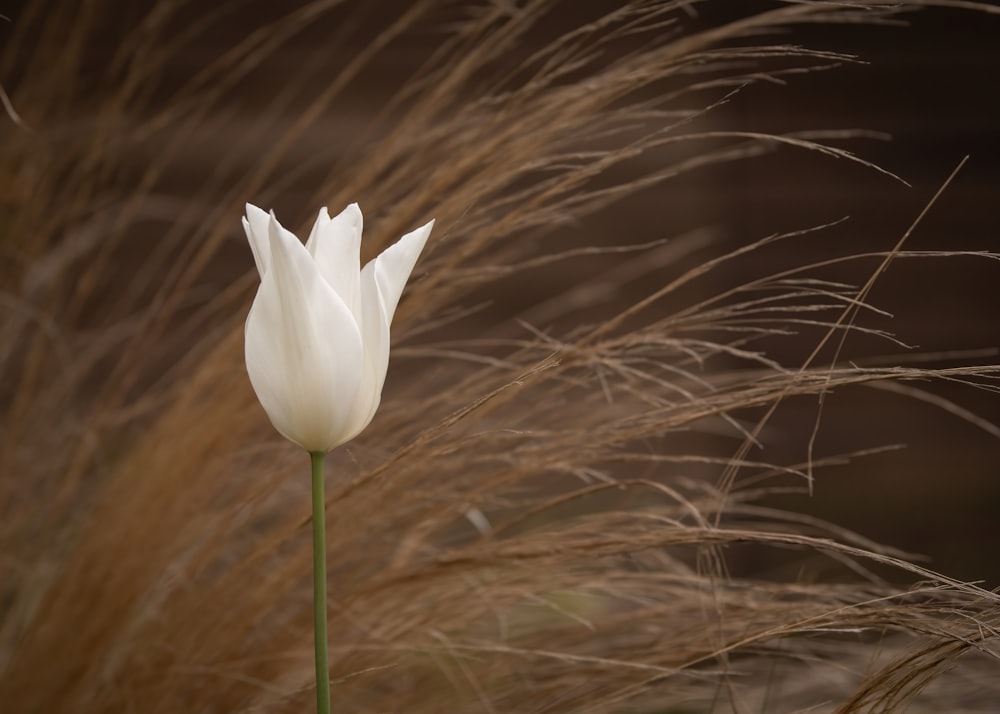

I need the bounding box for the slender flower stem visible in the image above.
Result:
[310,451,331,714]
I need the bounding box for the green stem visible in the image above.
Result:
[310,451,331,714]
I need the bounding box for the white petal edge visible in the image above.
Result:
[243,203,272,277]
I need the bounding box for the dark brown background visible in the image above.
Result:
[3,1,997,583]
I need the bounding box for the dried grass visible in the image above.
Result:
[1,1,999,712]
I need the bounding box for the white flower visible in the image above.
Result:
[243,203,433,452]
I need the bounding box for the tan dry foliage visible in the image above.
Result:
[1,1,999,712]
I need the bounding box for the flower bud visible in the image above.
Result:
[243,203,432,452]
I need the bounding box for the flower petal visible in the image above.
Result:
[339,219,433,439]
[368,219,434,321]
[305,204,363,320]
[243,203,272,277]
[244,213,364,452]
[339,263,390,440]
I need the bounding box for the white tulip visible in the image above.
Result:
[243,203,433,453]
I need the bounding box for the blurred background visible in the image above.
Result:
[2,0,997,585]
[702,6,1000,585]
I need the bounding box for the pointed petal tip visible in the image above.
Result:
[245,203,269,222]
[411,217,435,234]
[267,210,286,231]
[266,211,288,245]
[337,202,363,225]
[400,217,435,249]
[243,206,273,276]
